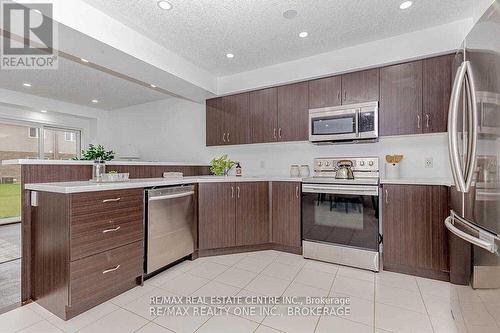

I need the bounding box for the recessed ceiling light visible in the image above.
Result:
[299,31,309,38]
[150,84,157,88]
[157,0,172,10]
[283,9,298,20]
[40,110,47,113]
[80,58,89,63]
[23,83,32,87]
[399,1,413,10]
[91,99,99,103]
[226,53,234,59]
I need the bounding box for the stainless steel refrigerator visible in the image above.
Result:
[446,0,500,290]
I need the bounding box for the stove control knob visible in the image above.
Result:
[318,161,322,167]
[325,161,330,166]
[368,161,374,166]
[359,161,365,166]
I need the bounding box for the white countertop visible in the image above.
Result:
[25,176,303,194]
[1,159,208,166]
[380,178,453,186]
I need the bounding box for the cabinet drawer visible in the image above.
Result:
[70,189,144,217]
[69,241,143,308]
[70,209,144,260]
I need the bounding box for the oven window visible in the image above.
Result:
[302,192,379,251]
[311,115,355,135]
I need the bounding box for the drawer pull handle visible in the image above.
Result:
[102,226,121,233]
[102,198,121,203]
[102,265,120,274]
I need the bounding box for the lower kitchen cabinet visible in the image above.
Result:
[271,182,301,249]
[32,189,144,320]
[382,184,449,281]
[198,182,269,250]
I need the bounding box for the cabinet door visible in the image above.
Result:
[427,186,449,273]
[222,93,250,145]
[277,82,309,142]
[423,55,453,133]
[271,182,301,248]
[235,182,269,246]
[206,98,224,146]
[382,185,404,267]
[380,61,423,136]
[341,69,379,105]
[250,88,278,143]
[198,183,236,249]
[309,76,342,109]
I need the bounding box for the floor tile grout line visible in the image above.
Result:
[414,274,437,333]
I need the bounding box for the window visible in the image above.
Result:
[28,127,38,138]
[64,132,76,142]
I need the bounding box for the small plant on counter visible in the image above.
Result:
[210,154,236,176]
[75,144,115,161]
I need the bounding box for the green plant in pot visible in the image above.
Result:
[75,144,115,161]
[210,154,236,176]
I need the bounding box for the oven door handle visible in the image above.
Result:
[302,184,379,196]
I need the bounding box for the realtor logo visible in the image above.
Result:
[1,2,58,69]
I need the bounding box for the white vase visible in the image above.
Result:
[385,163,401,179]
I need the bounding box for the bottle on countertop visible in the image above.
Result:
[235,162,242,177]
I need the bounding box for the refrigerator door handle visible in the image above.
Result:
[445,211,499,254]
[463,62,478,192]
[448,61,468,192]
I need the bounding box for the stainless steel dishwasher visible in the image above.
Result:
[145,185,195,274]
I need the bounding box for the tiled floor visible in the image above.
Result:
[1,250,499,333]
[0,223,21,311]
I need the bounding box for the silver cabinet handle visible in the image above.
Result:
[237,186,240,199]
[278,128,282,139]
[337,91,340,102]
[385,189,388,204]
[102,265,120,274]
[344,91,347,101]
[102,198,120,203]
[231,186,234,198]
[273,128,277,139]
[425,114,430,128]
[227,132,230,142]
[102,226,121,233]
[417,114,421,129]
[295,186,299,198]
[223,133,226,143]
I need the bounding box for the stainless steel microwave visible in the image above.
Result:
[309,101,379,143]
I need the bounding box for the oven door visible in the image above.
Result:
[302,184,380,252]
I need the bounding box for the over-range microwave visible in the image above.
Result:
[308,101,379,143]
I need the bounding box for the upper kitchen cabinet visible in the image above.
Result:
[222,93,251,145]
[277,82,309,141]
[423,54,453,133]
[250,88,278,143]
[206,98,224,146]
[308,76,342,109]
[206,93,250,146]
[380,61,423,136]
[341,69,380,105]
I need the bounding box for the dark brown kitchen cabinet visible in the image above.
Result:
[382,184,449,281]
[198,182,269,250]
[250,88,278,143]
[206,97,224,146]
[198,182,236,249]
[380,61,423,136]
[423,54,454,133]
[205,93,250,146]
[277,82,309,141]
[235,182,270,246]
[341,69,380,105]
[223,93,250,145]
[271,182,301,249]
[308,76,342,109]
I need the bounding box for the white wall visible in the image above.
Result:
[107,97,451,180]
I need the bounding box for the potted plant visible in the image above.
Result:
[75,144,115,161]
[210,154,236,176]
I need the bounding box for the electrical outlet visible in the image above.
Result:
[425,157,433,168]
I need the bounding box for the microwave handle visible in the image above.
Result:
[355,109,360,137]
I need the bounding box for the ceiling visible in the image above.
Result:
[82,0,474,76]
[0,55,171,110]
